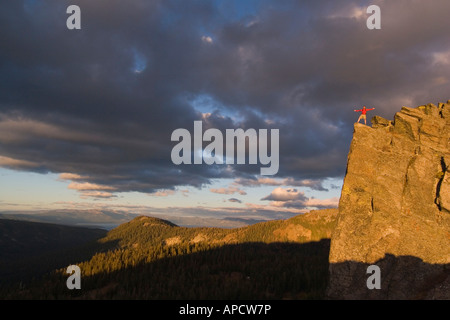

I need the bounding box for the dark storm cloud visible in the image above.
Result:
[1,0,450,195]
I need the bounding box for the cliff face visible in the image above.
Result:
[327,102,450,299]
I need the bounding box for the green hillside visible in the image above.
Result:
[1,209,338,299]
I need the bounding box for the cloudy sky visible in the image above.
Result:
[1,0,449,224]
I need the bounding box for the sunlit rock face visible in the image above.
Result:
[327,102,450,300]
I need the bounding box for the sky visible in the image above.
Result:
[1,0,450,224]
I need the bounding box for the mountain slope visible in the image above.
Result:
[2,209,337,299]
[0,219,106,285]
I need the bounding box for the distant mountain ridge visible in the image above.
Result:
[0,209,139,230]
[0,209,269,229]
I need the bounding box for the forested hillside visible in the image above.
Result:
[0,219,107,285]
[1,209,337,299]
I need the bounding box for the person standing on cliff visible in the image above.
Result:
[354,106,375,125]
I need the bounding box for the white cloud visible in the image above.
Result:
[201,35,213,44]
[261,187,307,201]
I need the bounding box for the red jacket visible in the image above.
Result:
[354,107,374,115]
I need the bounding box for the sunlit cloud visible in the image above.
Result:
[79,191,117,199]
[151,190,176,197]
[68,182,116,191]
[59,173,88,181]
[244,202,307,215]
[0,156,39,169]
[210,186,247,195]
[304,197,339,209]
[65,181,117,199]
[260,187,338,211]
[261,187,307,202]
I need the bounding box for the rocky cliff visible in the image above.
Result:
[327,102,450,299]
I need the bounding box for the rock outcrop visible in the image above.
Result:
[327,102,450,299]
